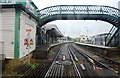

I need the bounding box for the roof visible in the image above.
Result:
[0,4,39,21]
[30,1,38,9]
[43,24,64,37]
[92,33,109,37]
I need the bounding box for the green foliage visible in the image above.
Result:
[31,63,38,69]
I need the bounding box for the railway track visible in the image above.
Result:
[68,46,81,77]
[44,46,64,78]
[21,64,51,78]
[68,44,120,78]
[44,44,82,78]
[71,44,120,74]
[21,43,120,78]
[90,49,120,71]
[22,45,64,78]
[68,45,98,78]
[44,45,66,78]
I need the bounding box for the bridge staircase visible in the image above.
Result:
[105,26,119,47]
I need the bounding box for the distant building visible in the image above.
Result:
[79,35,85,43]
[118,1,120,10]
[91,33,109,45]
[79,35,91,44]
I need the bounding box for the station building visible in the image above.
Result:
[0,0,39,59]
[36,24,63,45]
[33,24,64,59]
[44,24,63,44]
[91,33,109,46]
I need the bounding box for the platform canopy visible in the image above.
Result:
[43,24,64,37]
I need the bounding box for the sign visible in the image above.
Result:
[24,29,34,49]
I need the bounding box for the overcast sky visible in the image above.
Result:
[33,0,120,38]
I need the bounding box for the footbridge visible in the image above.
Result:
[38,5,120,27]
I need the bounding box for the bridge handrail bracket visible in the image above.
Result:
[73,6,76,19]
[100,7,103,14]
[59,5,62,20]
[99,7,104,18]
[86,5,89,19]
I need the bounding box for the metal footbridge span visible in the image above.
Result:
[38,5,120,27]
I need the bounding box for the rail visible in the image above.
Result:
[68,46,81,78]
[72,44,120,73]
[44,46,64,78]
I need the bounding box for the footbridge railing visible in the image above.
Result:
[38,5,120,27]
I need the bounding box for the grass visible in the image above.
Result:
[3,58,40,76]
[3,59,20,76]
[30,63,38,69]
[112,55,120,62]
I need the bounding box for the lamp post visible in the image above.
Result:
[83,27,89,43]
[84,27,89,38]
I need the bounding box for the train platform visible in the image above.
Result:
[35,44,50,52]
[75,42,120,57]
[33,43,64,59]
[75,42,119,50]
[35,43,63,51]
